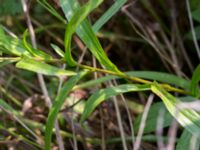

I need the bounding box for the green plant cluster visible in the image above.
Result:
[0,0,200,150]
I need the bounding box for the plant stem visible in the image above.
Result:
[79,64,188,94]
[0,57,188,95]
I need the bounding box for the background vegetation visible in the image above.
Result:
[0,0,200,150]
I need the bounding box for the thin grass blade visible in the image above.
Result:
[37,0,66,23]
[191,64,200,96]
[93,0,127,32]
[60,0,121,72]
[44,71,86,150]
[64,0,103,66]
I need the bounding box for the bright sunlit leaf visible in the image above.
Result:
[151,82,200,136]
[16,57,76,76]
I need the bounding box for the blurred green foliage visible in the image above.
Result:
[190,0,200,10]
[0,0,22,16]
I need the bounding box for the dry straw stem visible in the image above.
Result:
[107,80,128,150]
[134,94,154,150]
[20,0,65,149]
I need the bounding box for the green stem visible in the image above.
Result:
[0,57,189,95]
[78,64,188,94]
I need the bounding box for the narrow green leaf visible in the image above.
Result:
[127,71,190,90]
[45,72,85,150]
[64,0,103,66]
[60,0,121,72]
[93,0,127,32]
[80,84,150,123]
[151,82,200,136]
[23,29,52,59]
[75,71,190,90]
[0,98,18,115]
[0,26,30,56]
[96,30,145,42]
[191,64,200,96]
[50,43,64,58]
[16,57,76,76]
[37,0,66,23]
[134,102,173,134]
[176,129,200,150]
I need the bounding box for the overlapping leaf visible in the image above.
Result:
[75,71,190,90]
[0,26,30,56]
[23,29,52,59]
[0,26,52,60]
[60,0,121,72]
[151,82,200,136]
[80,84,150,123]
[64,0,103,66]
